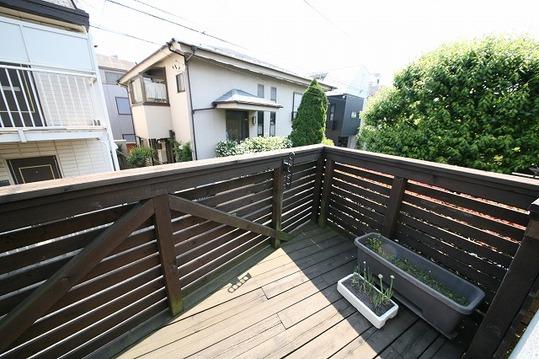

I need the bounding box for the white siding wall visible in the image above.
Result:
[188,58,308,159]
[0,139,112,184]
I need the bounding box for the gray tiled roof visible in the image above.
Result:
[212,89,282,108]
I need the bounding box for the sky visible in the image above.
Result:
[77,0,539,91]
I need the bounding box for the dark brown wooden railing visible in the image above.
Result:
[317,147,539,358]
[0,144,538,358]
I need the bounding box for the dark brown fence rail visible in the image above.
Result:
[0,146,321,358]
[0,144,537,358]
[320,147,539,358]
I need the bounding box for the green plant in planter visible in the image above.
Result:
[365,237,468,305]
[127,146,155,168]
[352,261,395,310]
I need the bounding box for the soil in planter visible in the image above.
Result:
[366,239,468,305]
[342,277,394,317]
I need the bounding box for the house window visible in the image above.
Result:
[257,111,264,136]
[176,72,185,93]
[115,97,131,115]
[129,67,168,104]
[328,104,336,130]
[292,92,302,120]
[104,70,124,85]
[269,112,276,136]
[257,84,264,98]
[270,87,277,102]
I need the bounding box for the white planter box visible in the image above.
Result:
[337,273,399,329]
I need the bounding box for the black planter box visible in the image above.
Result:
[355,233,485,338]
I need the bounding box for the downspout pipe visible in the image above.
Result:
[167,39,198,160]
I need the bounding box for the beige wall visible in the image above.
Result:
[131,105,172,139]
[0,139,112,185]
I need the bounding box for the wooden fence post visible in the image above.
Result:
[465,199,539,358]
[311,155,325,223]
[382,176,407,238]
[318,159,335,227]
[153,195,183,316]
[271,166,284,249]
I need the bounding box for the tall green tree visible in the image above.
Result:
[289,79,329,146]
[359,36,539,173]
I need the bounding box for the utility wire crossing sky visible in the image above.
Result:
[78,0,539,90]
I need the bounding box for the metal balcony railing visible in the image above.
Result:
[0,65,100,129]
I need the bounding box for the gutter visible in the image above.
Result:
[166,39,198,160]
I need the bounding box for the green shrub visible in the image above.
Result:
[216,136,291,157]
[171,140,193,162]
[127,146,155,167]
[321,137,334,146]
[216,140,240,157]
[289,79,328,146]
[359,36,539,174]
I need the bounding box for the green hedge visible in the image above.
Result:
[216,136,292,157]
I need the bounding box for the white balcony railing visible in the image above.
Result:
[0,65,100,129]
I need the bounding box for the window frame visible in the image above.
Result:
[292,91,302,120]
[257,84,264,98]
[115,96,131,115]
[270,87,277,102]
[269,112,276,136]
[257,111,264,137]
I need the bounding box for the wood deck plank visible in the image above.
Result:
[331,308,418,359]
[238,297,356,359]
[119,225,469,359]
[375,320,440,359]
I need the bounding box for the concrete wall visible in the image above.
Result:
[0,139,112,185]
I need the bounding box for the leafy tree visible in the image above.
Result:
[289,80,329,146]
[358,36,539,173]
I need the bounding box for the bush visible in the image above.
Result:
[127,146,155,167]
[321,137,334,146]
[171,140,193,162]
[215,140,240,157]
[216,136,291,157]
[359,36,539,174]
[289,79,328,146]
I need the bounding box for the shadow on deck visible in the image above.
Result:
[119,223,471,359]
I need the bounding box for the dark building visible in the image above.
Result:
[326,93,364,148]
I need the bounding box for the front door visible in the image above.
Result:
[225,110,249,142]
[8,156,62,184]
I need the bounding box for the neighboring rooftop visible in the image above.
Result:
[212,89,283,110]
[119,36,335,91]
[96,54,135,72]
[0,0,89,29]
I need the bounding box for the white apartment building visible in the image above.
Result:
[0,0,118,185]
[119,38,334,160]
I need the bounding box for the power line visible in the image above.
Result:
[104,0,246,49]
[302,0,354,39]
[89,24,162,45]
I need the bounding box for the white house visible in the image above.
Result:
[0,0,118,185]
[119,38,334,160]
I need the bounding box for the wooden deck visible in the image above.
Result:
[119,223,469,359]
